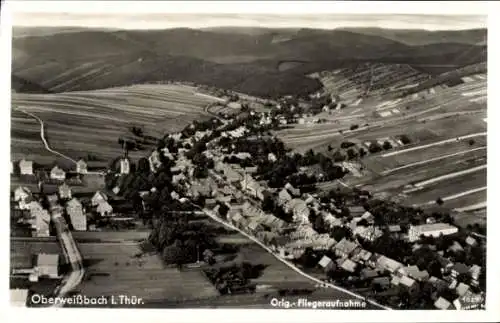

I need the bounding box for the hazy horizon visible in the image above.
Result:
[12,13,486,31]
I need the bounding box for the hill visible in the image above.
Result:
[10,84,218,165]
[12,27,487,98]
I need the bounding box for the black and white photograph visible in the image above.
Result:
[2,1,497,321]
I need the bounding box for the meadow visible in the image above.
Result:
[11,84,218,163]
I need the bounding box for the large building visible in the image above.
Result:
[408,223,458,242]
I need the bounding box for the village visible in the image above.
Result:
[10,90,486,310]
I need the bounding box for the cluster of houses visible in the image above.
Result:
[12,158,90,178]
[12,183,118,235]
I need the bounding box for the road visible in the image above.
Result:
[199,170,389,310]
[49,205,85,307]
[17,109,77,164]
[381,147,487,175]
[196,205,390,310]
[413,164,486,188]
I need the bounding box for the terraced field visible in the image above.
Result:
[11,84,217,162]
[280,72,487,219]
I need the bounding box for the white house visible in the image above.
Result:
[408,223,458,242]
[76,159,88,174]
[91,191,108,206]
[50,166,66,181]
[14,186,31,202]
[58,183,72,199]
[19,159,33,175]
[66,198,86,231]
[120,158,130,174]
[96,201,113,217]
[36,253,59,278]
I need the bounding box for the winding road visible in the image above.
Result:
[18,108,77,164]
[49,204,85,307]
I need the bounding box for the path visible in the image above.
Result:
[381,147,486,175]
[413,164,486,188]
[17,109,77,164]
[49,205,85,307]
[381,132,487,158]
[188,197,389,310]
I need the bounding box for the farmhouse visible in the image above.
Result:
[91,191,108,206]
[340,259,358,273]
[96,201,113,217]
[465,236,478,247]
[456,282,471,297]
[408,223,458,242]
[58,183,72,199]
[19,159,33,175]
[376,255,403,274]
[76,159,88,174]
[50,166,66,181]
[66,198,86,231]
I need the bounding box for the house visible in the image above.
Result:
[351,248,373,264]
[399,276,418,292]
[291,200,310,224]
[345,206,364,218]
[58,183,72,199]
[50,166,66,181]
[388,224,402,236]
[397,266,429,282]
[361,268,379,280]
[333,238,359,258]
[36,253,59,278]
[360,211,375,223]
[149,150,162,172]
[455,282,471,297]
[10,289,29,307]
[372,277,391,289]
[353,226,383,242]
[91,191,108,206]
[66,198,86,231]
[448,241,464,253]
[469,264,482,281]
[465,236,478,247]
[428,276,448,292]
[96,201,113,217]
[408,223,458,242]
[14,186,31,202]
[434,297,452,310]
[284,183,300,197]
[34,209,50,237]
[376,255,403,274]
[19,159,33,175]
[340,259,358,273]
[76,159,88,174]
[318,256,335,272]
[451,263,470,277]
[120,158,130,174]
[268,153,277,162]
[437,255,454,274]
[278,189,292,206]
[241,176,266,200]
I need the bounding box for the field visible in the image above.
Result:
[278,72,487,219]
[11,84,218,163]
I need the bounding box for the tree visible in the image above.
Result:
[359,148,367,158]
[346,148,358,160]
[382,141,393,150]
[468,139,475,146]
[137,157,150,174]
[327,145,333,152]
[340,141,356,149]
[162,243,187,265]
[332,150,346,162]
[368,142,383,154]
[399,135,411,145]
[436,197,444,206]
[350,124,359,131]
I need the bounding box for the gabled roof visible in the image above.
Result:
[452,263,470,275]
[434,297,452,310]
[318,256,333,268]
[456,282,470,296]
[37,253,59,267]
[399,276,416,288]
